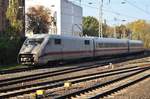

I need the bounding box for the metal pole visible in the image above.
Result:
[98,0,101,37]
[114,17,117,38]
[99,0,103,38]
[100,0,103,38]
[113,26,116,38]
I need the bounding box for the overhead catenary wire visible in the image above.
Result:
[81,2,142,20]
[72,0,150,24]
[124,0,150,17]
[74,0,150,18]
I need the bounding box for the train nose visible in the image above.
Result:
[19,54,35,65]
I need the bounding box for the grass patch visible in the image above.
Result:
[0,64,26,71]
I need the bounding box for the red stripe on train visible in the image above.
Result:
[39,48,129,58]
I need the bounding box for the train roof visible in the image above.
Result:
[129,40,143,44]
[47,34,128,41]
[27,34,142,43]
[27,34,49,39]
[93,37,128,43]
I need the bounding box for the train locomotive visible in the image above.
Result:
[18,34,144,65]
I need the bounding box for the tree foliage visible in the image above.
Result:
[82,16,99,36]
[115,25,130,39]
[0,35,25,65]
[6,0,23,37]
[0,0,25,65]
[127,20,150,48]
[26,5,52,34]
[82,16,109,37]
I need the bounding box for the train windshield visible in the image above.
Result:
[24,38,44,45]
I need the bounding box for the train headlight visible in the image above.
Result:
[21,58,26,61]
[33,54,38,61]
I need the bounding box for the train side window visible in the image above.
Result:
[85,40,90,45]
[54,39,61,45]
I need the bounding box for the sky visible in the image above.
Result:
[72,0,150,26]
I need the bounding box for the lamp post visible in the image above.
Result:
[113,17,117,38]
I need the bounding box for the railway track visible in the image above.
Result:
[0,52,147,75]
[0,55,140,87]
[0,66,141,92]
[1,54,149,85]
[0,65,149,98]
[55,67,150,99]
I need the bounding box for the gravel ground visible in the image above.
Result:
[0,65,109,90]
[45,70,139,98]
[14,70,140,99]
[0,63,141,90]
[104,74,150,99]
[11,69,149,99]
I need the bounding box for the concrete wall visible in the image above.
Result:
[61,0,82,36]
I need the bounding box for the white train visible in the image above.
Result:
[18,34,144,65]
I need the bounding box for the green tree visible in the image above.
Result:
[82,16,109,37]
[6,0,23,37]
[82,16,99,36]
[0,0,25,65]
[26,5,52,34]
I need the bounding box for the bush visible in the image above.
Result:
[0,36,25,65]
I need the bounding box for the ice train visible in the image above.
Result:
[18,34,144,65]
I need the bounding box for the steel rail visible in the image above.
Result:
[54,67,150,99]
[0,66,143,92]
[0,66,149,98]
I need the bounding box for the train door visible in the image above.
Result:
[84,39,93,58]
[52,38,63,61]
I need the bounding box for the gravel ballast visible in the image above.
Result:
[104,76,150,99]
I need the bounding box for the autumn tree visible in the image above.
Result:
[127,20,150,48]
[6,0,23,37]
[105,26,114,37]
[115,25,130,39]
[0,0,25,65]
[26,6,52,34]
